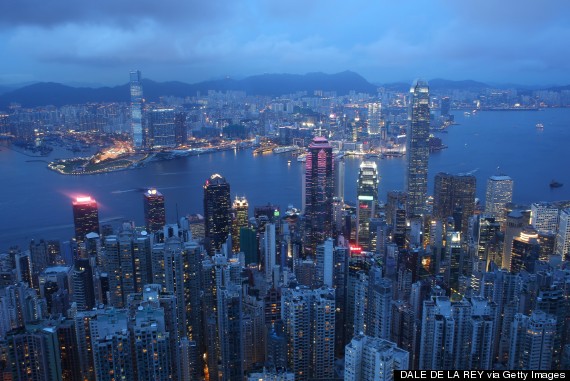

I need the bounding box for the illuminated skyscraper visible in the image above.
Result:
[72,196,100,242]
[143,188,166,233]
[203,174,232,255]
[367,102,382,135]
[130,70,143,149]
[357,161,379,250]
[405,80,430,217]
[231,196,249,253]
[485,175,513,227]
[148,108,176,149]
[304,136,334,255]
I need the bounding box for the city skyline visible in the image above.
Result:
[0,1,569,86]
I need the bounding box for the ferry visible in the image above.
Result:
[536,123,544,130]
[550,180,563,188]
[297,153,307,162]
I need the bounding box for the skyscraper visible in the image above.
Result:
[406,79,430,217]
[485,175,513,227]
[148,108,177,149]
[357,161,379,250]
[130,70,143,149]
[304,136,334,255]
[72,196,100,242]
[231,196,249,253]
[143,188,166,233]
[203,174,232,255]
[433,172,476,235]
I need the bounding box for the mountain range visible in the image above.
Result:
[0,71,564,109]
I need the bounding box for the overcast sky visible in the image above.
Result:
[0,0,568,86]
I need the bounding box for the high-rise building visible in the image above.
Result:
[203,174,232,255]
[71,258,95,311]
[433,172,476,235]
[357,161,380,250]
[344,334,409,381]
[440,96,451,117]
[232,196,249,253]
[485,175,513,227]
[530,202,559,233]
[315,237,334,287]
[148,108,176,149]
[406,79,430,217]
[143,188,166,233]
[509,311,557,370]
[72,196,100,242]
[367,102,382,135]
[555,208,570,259]
[130,70,143,149]
[304,136,334,255]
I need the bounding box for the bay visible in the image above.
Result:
[1,108,569,251]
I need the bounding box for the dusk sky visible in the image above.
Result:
[0,0,568,86]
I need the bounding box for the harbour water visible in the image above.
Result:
[1,108,569,250]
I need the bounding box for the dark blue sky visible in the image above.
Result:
[1,0,568,86]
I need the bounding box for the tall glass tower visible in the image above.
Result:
[203,174,232,255]
[304,136,334,255]
[485,175,513,227]
[143,188,166,233]
[406,79,430,217]
[357,161,379,250]
[130,70,143,149]
[72,196,100,242]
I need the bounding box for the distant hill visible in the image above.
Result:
[0,71,377,109]
[428,78,489,90]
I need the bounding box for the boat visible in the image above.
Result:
[536,123,544,130]
[550,180,563,188]
[297,153,307,162]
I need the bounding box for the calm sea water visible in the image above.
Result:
[1,109,569,250]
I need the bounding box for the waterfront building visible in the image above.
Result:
[357,161,380,250]
[148,108,176,149]
[406,80,430,217]
[130,70,143,149]
[485,175,513,228]
[304,136,334,255]
[433,172,476,235]
[143,188,166,233]
[203,174,232,255]
[72,196,100,243]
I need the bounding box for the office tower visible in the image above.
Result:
[509,311,556,370]
[344,334,409,381]
[367,102,382,135]
[203,173,232,255]
[240,227,258,265]
[130,70,143,149]
[510,228,540,273]
[433,172,476,235]
[304,136,334,255]
[485,175,513,227]
[143,188,166,233]
[555,208,570,259]
[71,258,95,311]
[386,191,406,227]
[6,322,63,381]
[314,238,334,287]
[503,211,525,269]
[232,196,249,253]
[90,309,135,381]
[406,79,430,217]
[148,108,176,149]
[530,202,559,233]
[472,215,501,290]
[440,96,451,117]
[72,196,100,243]
[357,161,380,250]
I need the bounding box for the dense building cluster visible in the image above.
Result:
[1,79,570,381]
